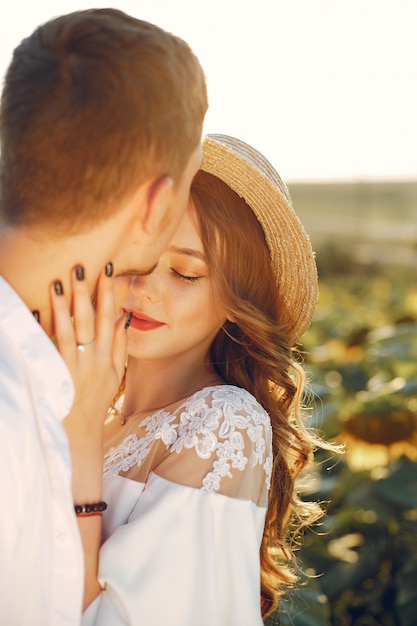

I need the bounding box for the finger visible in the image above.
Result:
[112,312,131,382]
[71,265,96,345]
[50,280,76,361]
[94,265,118,354]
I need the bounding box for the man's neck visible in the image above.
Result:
[0,225,89,336]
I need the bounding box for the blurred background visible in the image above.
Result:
[1,2,416,624]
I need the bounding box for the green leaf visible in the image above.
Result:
[395,556,417,626]
[373,459,417,508]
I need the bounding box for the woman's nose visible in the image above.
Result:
[129,272,158,301]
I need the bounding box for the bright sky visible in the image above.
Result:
[0,0,416,182]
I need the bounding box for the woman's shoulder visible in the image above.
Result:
[173,384,272,499]
[178,384,272,444]
[187,384,268,417]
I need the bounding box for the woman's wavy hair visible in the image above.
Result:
[190,170,326,618]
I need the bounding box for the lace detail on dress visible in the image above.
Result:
[103,385,272,493]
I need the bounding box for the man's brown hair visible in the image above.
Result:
[0,9,207,234]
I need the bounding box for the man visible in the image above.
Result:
[0,9,207,625]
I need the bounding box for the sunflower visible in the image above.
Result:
[340,399,417,471]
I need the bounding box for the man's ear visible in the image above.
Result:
[142,176,174,234]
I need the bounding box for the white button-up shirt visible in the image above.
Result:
[0,276,83,625]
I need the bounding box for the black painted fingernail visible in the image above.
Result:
[105,262,113,277]
[32,310,40,323]
[124,312,132,330]
[75,265,85,281]
[54,280,64,296]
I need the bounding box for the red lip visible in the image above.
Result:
[123,309,165,332]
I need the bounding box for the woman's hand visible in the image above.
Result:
[50,263,131,610]
[51,263,129,443]
[51,262,130,487]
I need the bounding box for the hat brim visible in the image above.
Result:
[202,133,318,345]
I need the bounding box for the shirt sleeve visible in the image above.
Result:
[82,474,266,626]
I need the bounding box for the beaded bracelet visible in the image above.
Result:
[74,501,108,516]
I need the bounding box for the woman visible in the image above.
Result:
[56,135,325,625]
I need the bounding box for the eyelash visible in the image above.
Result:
[171,268,201,283]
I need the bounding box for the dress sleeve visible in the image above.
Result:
[82,474,266,626]
[153,386,273,507]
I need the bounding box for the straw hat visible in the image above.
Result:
[201,133,318,345]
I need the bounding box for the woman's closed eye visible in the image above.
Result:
[171,268,204,283]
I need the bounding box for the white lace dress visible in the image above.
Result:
[82,385,272,626]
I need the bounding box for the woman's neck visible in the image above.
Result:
[121,356,223,417]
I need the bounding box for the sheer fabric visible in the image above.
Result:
[83,385,272,626]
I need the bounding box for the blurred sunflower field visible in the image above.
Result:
[266,181,417,626]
